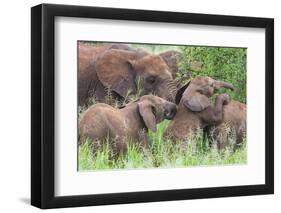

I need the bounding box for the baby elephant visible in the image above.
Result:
[207,100,246,150]
[165,76,234,142]
[79,95,177,153]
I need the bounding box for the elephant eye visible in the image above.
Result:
[147,76,156,84]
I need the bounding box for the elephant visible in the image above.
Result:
[206,100,246,150]
[164,76,234,143]
[79,95,177,154]
[78,43,179,106]
[78,42,135,76]
[158,50,180,79]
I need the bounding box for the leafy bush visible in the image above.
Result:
[179,47,247,103]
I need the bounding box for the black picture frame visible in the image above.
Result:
[31,3,274,209]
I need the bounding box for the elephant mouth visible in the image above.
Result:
[164,107,177,120]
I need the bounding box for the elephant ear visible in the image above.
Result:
[175,81,190,105]
[95,49,136,98]
[183,92,211,112]
[138,100,157,132]
[159,50,180,79]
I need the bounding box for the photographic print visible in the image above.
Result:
[31,4,273,208]
[78,41,247,171]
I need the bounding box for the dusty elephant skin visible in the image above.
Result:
[158,50,180,79]
[78,42,134,75]
[165,76,234,142]
[79,95,177,154]
[78,43,178,106]
[207,100,246,150]
[78,42,140,106]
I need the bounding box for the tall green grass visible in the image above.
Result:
[78,121,247,171]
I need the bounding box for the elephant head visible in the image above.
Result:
[175,76,234,111]
[137,95,177,132]
[95,49,177,102]
[159,50,180,79]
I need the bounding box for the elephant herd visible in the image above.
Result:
[78,42,246,154]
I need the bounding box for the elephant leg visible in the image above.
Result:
[79,66,103,106]
[111,137,128,157]
[234,128,246,151]
[137,130,149,150]
[93,81,108,102]
[208,124,228,151]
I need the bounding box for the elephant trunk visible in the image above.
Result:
[165,80,178,102]
[215,80,235,91]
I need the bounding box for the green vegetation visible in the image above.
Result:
[78,43,247,171]
[79,121,247,171]
[179,46,247,103]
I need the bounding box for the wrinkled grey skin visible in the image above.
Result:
[78,43,178,106]
[79,95,177,154]
[165,76,234,143]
